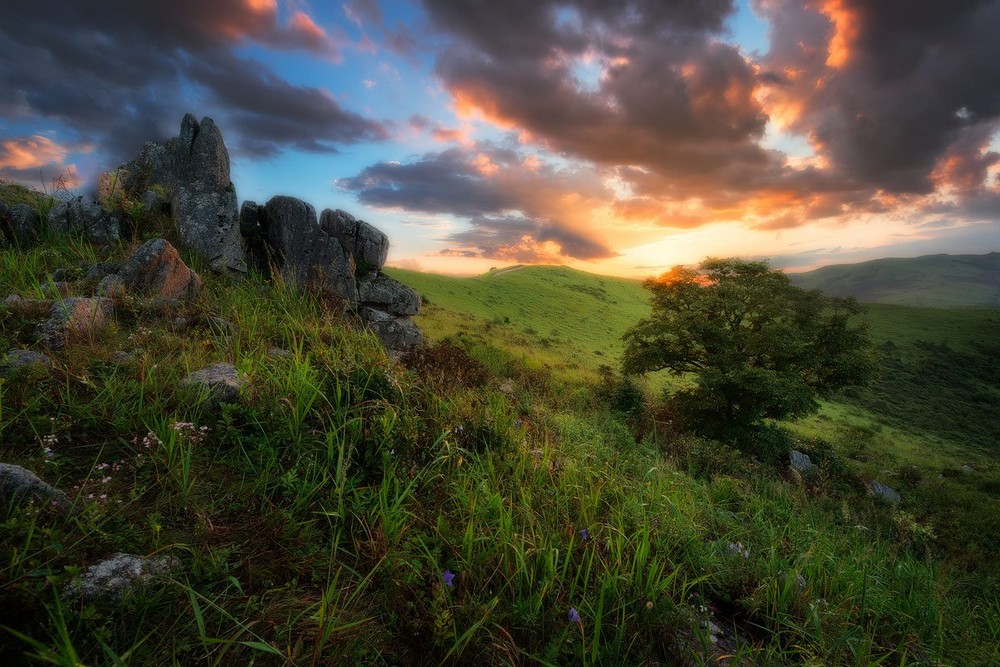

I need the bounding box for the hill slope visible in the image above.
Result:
[788,253,1000,307]
[386,265,652,382]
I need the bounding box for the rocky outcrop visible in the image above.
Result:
[116,239,201,300]
[789,450,820,481]
[248,196,358,305]
[358,273,421,316]
[241,195,423,350]
[319,208,388,277]
[64,553,179,602]
[48,196,121,245]
[359,307,423,350]
[115,114,246,273]
[0,463,70,509]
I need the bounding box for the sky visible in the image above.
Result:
[1,0,998,277]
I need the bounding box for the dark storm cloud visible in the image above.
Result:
[443,215,617,263]
[421,0,782,190]
[757,0,1000,194]
[337,148,516,216]
[338,144,617,261]
[0,0,386,164]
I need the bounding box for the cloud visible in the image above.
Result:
[0,0,386,165]
[338,143,618,261]
[415,0,1000,237]
[755,0,1000,194]
[0,135,86,188]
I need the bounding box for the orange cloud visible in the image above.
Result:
[289,11,327,43]
[818,0,859,69]
[0,135,68,170]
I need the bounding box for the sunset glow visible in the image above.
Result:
[1,0,996,276]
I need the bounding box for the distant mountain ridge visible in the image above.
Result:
[788,253,1000,307]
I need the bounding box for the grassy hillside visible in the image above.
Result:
[4,202,1000,665]
[395,264,1000,575]
[386,265,659,389]
[789,253,1000,307]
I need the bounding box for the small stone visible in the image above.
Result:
[96,274,126,298]
[867,480,901,504]
[0,349,52,375]
[117,238,201,300]
[64,552,179,602]
[960,465,976,475]
[0,463,70,509]
[789,450,819,477]
[111,350,135,364]
[40,281,71,297]
[184,362,246,408]
[37,297,113,348]
[85,261,122,282]
[267,346,293,359]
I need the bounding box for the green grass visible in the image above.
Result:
[2,206,1000,663]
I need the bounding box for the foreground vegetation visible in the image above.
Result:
[2,189,999,664]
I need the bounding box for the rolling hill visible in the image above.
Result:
[788,252,1000,307]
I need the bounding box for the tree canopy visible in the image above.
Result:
[623,258,875,436]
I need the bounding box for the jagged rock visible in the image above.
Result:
[47,196,120,244]
[360,307,423,351]
[38,297,113,348]
[961,464,976,475]
[0,349,52,375]
[867,480,901,504]
[116,115,246,273]
[0,463,70,509]
[1,201,42,245]
[319,208,388,276]
[64,552,179,602]
[116,239,201,300]
[184,362,245,408]
[358,273,421,316]
[253,196,357,304]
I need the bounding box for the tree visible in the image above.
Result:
[623,258,874,444]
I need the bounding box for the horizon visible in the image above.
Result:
[1,0,998,277]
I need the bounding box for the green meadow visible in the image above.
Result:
[2,187,999,665]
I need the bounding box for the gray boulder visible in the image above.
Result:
[319,208,389,276]
[38,297,113,348]
[47,196,120,244]
[867,480,901,504]
[358,273,421,316]
[117,238,201,300]
[0,349,52,375]
[789,450,820,479]
[64,552,179,602]
[184,362,245,408]
[360,307,423,351]
[0,463,69,509]
[1,201,42,245]
[254,196,357,305]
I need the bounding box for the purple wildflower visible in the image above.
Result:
[443,569,455,588]
[580,528,589,541]
[567,607,580,623]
